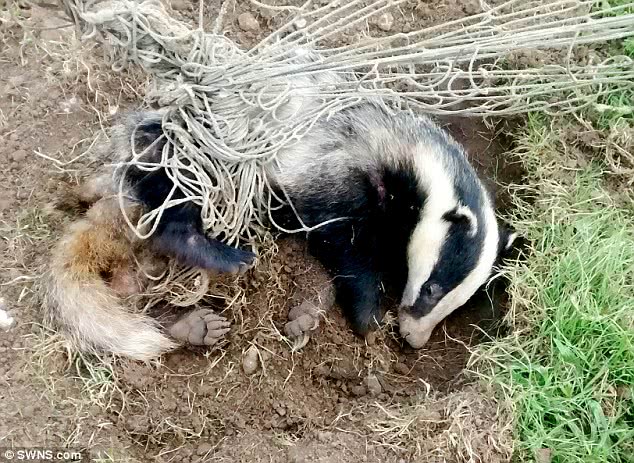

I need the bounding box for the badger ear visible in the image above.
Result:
[443,204,478,236]
[498,223,519,258]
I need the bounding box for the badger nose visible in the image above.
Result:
[403,332,430,349]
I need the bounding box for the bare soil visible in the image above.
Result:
[0,1,520,461]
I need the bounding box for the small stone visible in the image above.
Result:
[11,150,27,163]
[393,362,409,375]
[287,449,306,463]
[275,405,287,416]
[0,198,12,212]
[60,96,82,114]
[273,416,289,429]
[238,12,260,32]
[197,442,213,456]
[242,345,260,375]
[463,0,480,16]
[0,300,14,331]
[376,12,394,32]
[314,364,330,377]
[415,4,432,18]
[330,366,344,380]
[351,385,367,396]
[126,415,150,433]
[366,374,382,396]
[316,431,332,442]
[170,0,189,11]
[365,331,377,346]
[293,17,307,29]
[40,28,66,42]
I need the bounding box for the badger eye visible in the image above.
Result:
[425,283,442,299]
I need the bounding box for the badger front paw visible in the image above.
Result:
[169,309,231,346]
[285,301,322,338]
[152,222,256,275]
[284,284,335,350]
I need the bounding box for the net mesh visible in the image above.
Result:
[61,0,634,244]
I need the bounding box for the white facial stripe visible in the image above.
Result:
[399,196,500,348]
[401,147,457,307]
[401,218,449,306]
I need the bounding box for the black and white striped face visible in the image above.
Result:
[397,146,511,348]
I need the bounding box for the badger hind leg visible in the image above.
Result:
[168,309,231,346]
[122,122,256,274]
[150,203,256,274]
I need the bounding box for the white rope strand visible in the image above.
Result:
[61,0,634,248]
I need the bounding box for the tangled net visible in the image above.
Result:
[61,0,634,247]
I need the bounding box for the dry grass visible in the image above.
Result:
[472,114,634,462]
[328,385,513,462]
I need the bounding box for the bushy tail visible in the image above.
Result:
[43,199,178,361]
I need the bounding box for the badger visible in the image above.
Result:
[44,62,516,359]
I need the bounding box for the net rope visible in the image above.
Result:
[60,0,634,246]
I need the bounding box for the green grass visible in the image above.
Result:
[475,115,634,462]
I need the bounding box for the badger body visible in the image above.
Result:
[121,100,514,349]
[45,62,515,358]
[267,102,514,346]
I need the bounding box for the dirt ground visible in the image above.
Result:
[1,1,520,462]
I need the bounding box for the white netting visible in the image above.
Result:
[61,0,634,245]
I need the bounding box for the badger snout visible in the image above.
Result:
[398,311,435,349]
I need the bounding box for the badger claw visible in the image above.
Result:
[284,284,335,350]
[285,305,319,351]
[169,309,231,347]
[285,304,322,337]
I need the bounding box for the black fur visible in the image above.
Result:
[124,119,255,272]
[150,204,255,273]
[273,163,425,334]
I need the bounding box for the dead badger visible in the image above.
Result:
[45,93,516,360]
[267,102,517,348]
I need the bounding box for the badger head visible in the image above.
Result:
[396,147,517,349]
